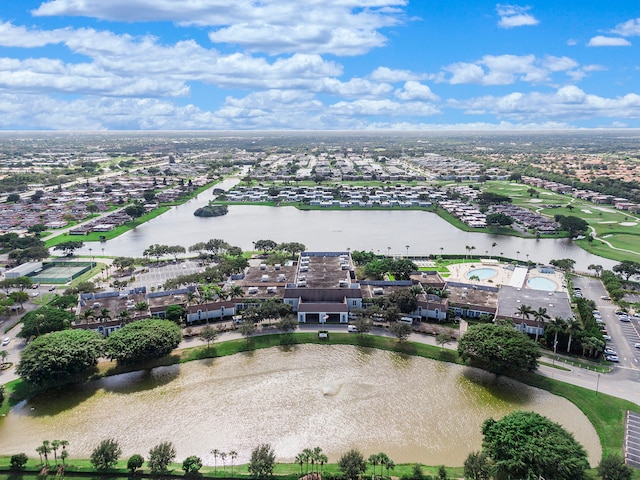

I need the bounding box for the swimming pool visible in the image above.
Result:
[527,276,557,291]
[466,267,497,280]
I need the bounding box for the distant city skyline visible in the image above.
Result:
[2,1,640,130]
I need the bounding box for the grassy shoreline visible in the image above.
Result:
[1,332,638,478]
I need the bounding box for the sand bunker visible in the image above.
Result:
[599,221,617,224]
[619,222,638,226]
[581,209,592,214]
[528,199,543,203]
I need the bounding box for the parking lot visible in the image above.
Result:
[625,411,640,468]
[572,276,640,369]
[123,260,205,290]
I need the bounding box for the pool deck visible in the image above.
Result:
[447,260,567,292]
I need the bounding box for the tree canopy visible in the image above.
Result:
[555,215,589,238]
[90,438,122,471]
[53,241,84,256]
[481,411,589,480]
[457,323,540,374]
[17,329,104,386]
[19,306,74,338]
[105,319,182,365]
[338,449,367,480]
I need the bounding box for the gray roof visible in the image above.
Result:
[496,285,573,321]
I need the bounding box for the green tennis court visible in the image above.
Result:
[30,262,92,284]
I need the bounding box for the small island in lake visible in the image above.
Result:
[194,204,228,217]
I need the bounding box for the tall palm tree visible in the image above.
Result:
[230,450,238,477]
[368,453,380,477]
[51,440,60,466]
[490,242,497,259]
[36,446,44,465]
[295,454,304,476]
[312,447,323,475]
[515,304,534,330]
[302,448,313,474]
[566,318,582,353]
[211,449,219,476]
[41,441,51,466]
[547,317,567,354]
[533,307,550,342]
[220,451,227,472]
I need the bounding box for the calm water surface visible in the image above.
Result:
[0,345,600,467]
[78,181,616,271]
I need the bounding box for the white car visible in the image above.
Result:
[347,325,359,333]
[606,355,619,363]
[604,347,616,355]
[1,337,10,346]
[603,335,612,341]
[634,343,640,349]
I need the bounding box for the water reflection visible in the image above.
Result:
[0,345,600,467]
[76,183,616,271]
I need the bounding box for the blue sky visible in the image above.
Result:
[1,0,640,130]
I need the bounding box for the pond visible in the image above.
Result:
[0,345,600,467]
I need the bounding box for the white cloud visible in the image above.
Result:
[0,23,351,97]
[611,18,640,37]
[33,0,408,56]
[441,54,577,86]
[330,98,440,116]
[496,4,539,29]
[587,36,631,47]
[369,66,427,83]
[453,86,640,122]
[0,21,68,47]
[394,81,439,101]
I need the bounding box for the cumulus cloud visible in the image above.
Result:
[496,4,539,29]
[33,0,408,56]
[369,66,428,83]
[394,81,439,101]
[611,18,640,37]
[441,54,578,86]
[587,36,631,47]
[452,86,640,122]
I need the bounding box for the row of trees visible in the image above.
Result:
[16,320,181,386]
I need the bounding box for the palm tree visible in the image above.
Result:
[405,244,410,256]
[547,317,567,354]
[312,447,323,475]
[515,304,534,330]
[439,246,444,257]
[0,350,8,365]
[378,452,394,478]
[36,446,44,465]
[490,242,497,259]
[566,318,582,353]
[230,450,238,477]
[41,440,51,466]
[470,245,476,259]
[211,449,219,476]
[99,307,111,323]
[302,448,313,474]
[295,454,304,476]
[465,245,471,259]
[533,307,550,342]
[368,453,380,477]
[51,440,60,466]
[227,285,244,300]
[318,453,328,475]
[220,451,227,473]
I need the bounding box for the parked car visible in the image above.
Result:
[619,316,630,322]
[1,337,10,346]
[615,311,627,316]
[600,295,611,300]
[634,343,640,349]
[604,347,616,355]
[347,325,358,333]
[603,335,612,341]
[605,355,619,363]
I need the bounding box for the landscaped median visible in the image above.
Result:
[0,331,638,477]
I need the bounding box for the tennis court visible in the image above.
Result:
[30,262,92,284]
